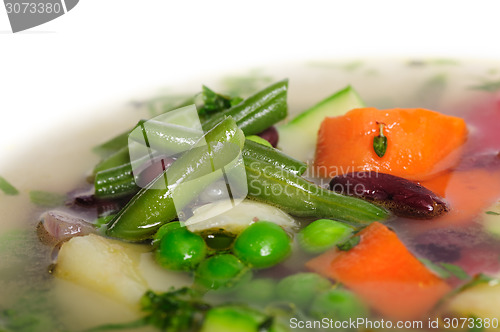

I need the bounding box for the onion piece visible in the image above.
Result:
[185,200,298,234]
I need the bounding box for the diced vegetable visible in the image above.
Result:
[278,86,365,161]
[232,221,291,269]
[243,156,390,223]
[298,219,354,254]
[447,276,500,320]
[201,306,283,332]
[309,289,368,322]
[315,107,468,180]
[242,139,307,176]
[245,135,273,148]
[184,200,297,234]
[306,222,451,320]
[276,273,332,308]
[194,254,251,290]
[202,80,288,136]
[235,278,277,305]
[106,116,245,241]
[156,228,207,271]
[422,169,500,225]
[329,171,448,219]
[55,234,149,305]
[482,200,500,237]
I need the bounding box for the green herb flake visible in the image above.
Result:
[373,122,387,158]
[337,235,360,251]
[29,191,66,208]
[0,176,19,196]
[486,211,500,216]
[457,274,497,294]
[470,80,500,92]
[439,262,469,280]
[418,258,451,279]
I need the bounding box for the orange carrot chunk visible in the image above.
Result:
[306,222,451,320]
[315,108,468,180]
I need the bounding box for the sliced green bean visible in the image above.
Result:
[202,80,288,135]
[242,156,389,224]
[106,116,245,241]
[242,139,306,176]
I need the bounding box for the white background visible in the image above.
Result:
[1,0,500,160]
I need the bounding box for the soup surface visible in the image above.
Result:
[1,58,500,332]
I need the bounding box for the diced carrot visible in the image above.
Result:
[422,169,500,226]
[418,171,451,198]
[306,222,451,320]
[315,108,468,180]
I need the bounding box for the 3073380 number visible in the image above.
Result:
[5,2,62,14]
[443,317,499,329]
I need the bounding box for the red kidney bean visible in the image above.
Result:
[257,126,279,148]
[329,171,448,219]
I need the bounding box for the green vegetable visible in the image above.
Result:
[202,80,288,136]
[198,85,242,120]
[373,122,388,157]
[152,221,183,247]
[243,157,389,223]
[336,235,361,251]
[29,191,66,207]
[418,258,469,280]
[194,254,250,290]
[235,278,277,305]
[486,211,500,216]
[94,128,306,200]
[309,289,368,322]
[156,228,207,271]
[0,176,18,196]
[242,139,307,176]
[106,116,245,241]
[245,135,273,148]
[276,273,332,309]
[94,162,139,199]
[93,146,131,175]
[440,262,469,280]
[298,219,354,254]
[201,306,277,332]
[232,221,291,269]
[92,120,146,159]
[278,85,365,161]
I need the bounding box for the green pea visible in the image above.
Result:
[195,254,251,290]
[236,278,277,305]
[276,273,332,309]
[233,221,291,269]
[298,219,354,254]
[155,228,207,271]
[201,306,285,332]
[152,221,183,247]
[309,289,368,322]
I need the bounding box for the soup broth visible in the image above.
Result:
[1,58,500,332]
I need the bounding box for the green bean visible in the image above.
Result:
[94,136,305,199]
[202,80,288,135]
[106,116,245,241]
[242,139,306,176]
[242,156,390,224]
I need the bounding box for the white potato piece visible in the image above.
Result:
[447,279,500,321]
[483,200,500,238]
[55,234,149,306]
[185,199,298,234]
